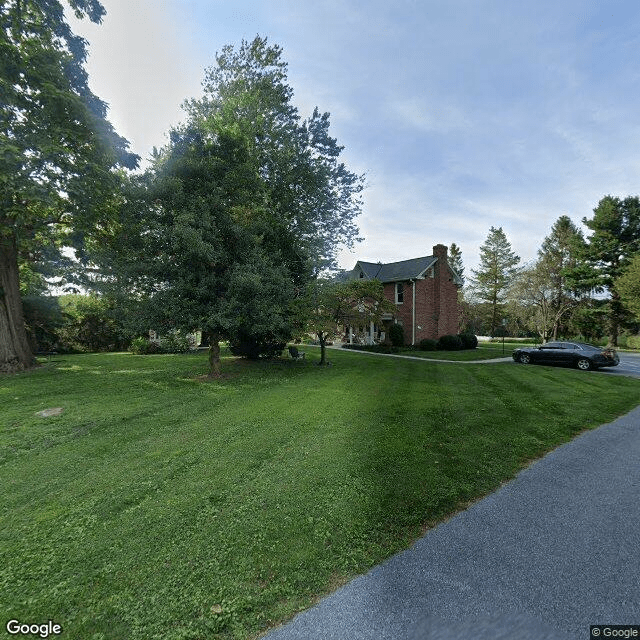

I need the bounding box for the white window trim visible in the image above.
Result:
[395,282,404,304]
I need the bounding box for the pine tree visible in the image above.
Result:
[471,227,520,336]
[616,254,640,321]
[448,243,465,285]
[571,196,640,345]
[536,216,585,339]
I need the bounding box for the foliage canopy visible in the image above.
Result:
[0,0,137,372]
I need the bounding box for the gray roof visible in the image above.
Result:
[351,256,438,282]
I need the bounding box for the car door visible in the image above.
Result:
[557,342,581,365]
[536,342,564,364]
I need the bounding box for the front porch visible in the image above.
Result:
[344,314,394,345]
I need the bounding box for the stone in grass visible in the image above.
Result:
[36,407,64,418]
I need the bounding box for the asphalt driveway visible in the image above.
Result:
[263,404,640,640]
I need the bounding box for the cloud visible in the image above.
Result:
[388,97,472,134]
[66,0,640,277]
[69,0,204,160]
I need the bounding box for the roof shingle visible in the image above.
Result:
[351,256,439,282]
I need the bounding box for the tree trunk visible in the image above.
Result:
[318,332,326,365]
[609,292,622,348]
[208,332,221,377]
[0,235,34,373]
[490,292,498,337]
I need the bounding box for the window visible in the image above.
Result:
[395,282,404,304]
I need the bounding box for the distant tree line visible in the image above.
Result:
[461,197,640,347]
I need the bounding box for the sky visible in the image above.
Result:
[68,0,640,274]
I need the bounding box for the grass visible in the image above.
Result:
[338,341,532,361]
[395,342,519,360]
[1,350,639,639]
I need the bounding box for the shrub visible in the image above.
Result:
[457,333,478,349]
[129,337,162,355]
[159,331,193,354]
[228,329,286,360]
[56,294,128,352]
[626,335,640,350]
[418,338,437,351]
[437,334,463,351]
[22,295,65,352]
[388,324,405,347]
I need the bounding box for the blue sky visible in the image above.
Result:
[70,0,640,273]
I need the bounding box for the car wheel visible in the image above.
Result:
[576,358,593,371]
[518,353,531,364]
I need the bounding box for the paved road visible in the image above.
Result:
[599,352,640,379]
[263,404,640,640]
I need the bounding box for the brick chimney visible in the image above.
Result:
[431,244,447,329]
[432,244,448,259]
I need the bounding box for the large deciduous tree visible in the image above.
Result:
[185,36,364,274]
[93,129,271,377]
[471,226,520,336]
[92,37,364,375]
[0,0,138,372]
[510,216,585,340]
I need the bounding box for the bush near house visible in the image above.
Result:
[129,337,163,355]
[388,324,405,347]
[457,333,478,349]
[228,330,286,360]
[437,334,463,350]
[418,338,438,351]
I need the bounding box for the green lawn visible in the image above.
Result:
[396,342,521,360]
[333,341,532,360]
[1,350,639,639]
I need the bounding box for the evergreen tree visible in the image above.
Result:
[471,227,520,336]
[570,196,640,345]
[448,243,465,285]
[615,254,640,321]
[536,216,585,339]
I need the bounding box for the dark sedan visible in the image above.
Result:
[512,341,620,371]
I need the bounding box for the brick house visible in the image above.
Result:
[345,244,462,345]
